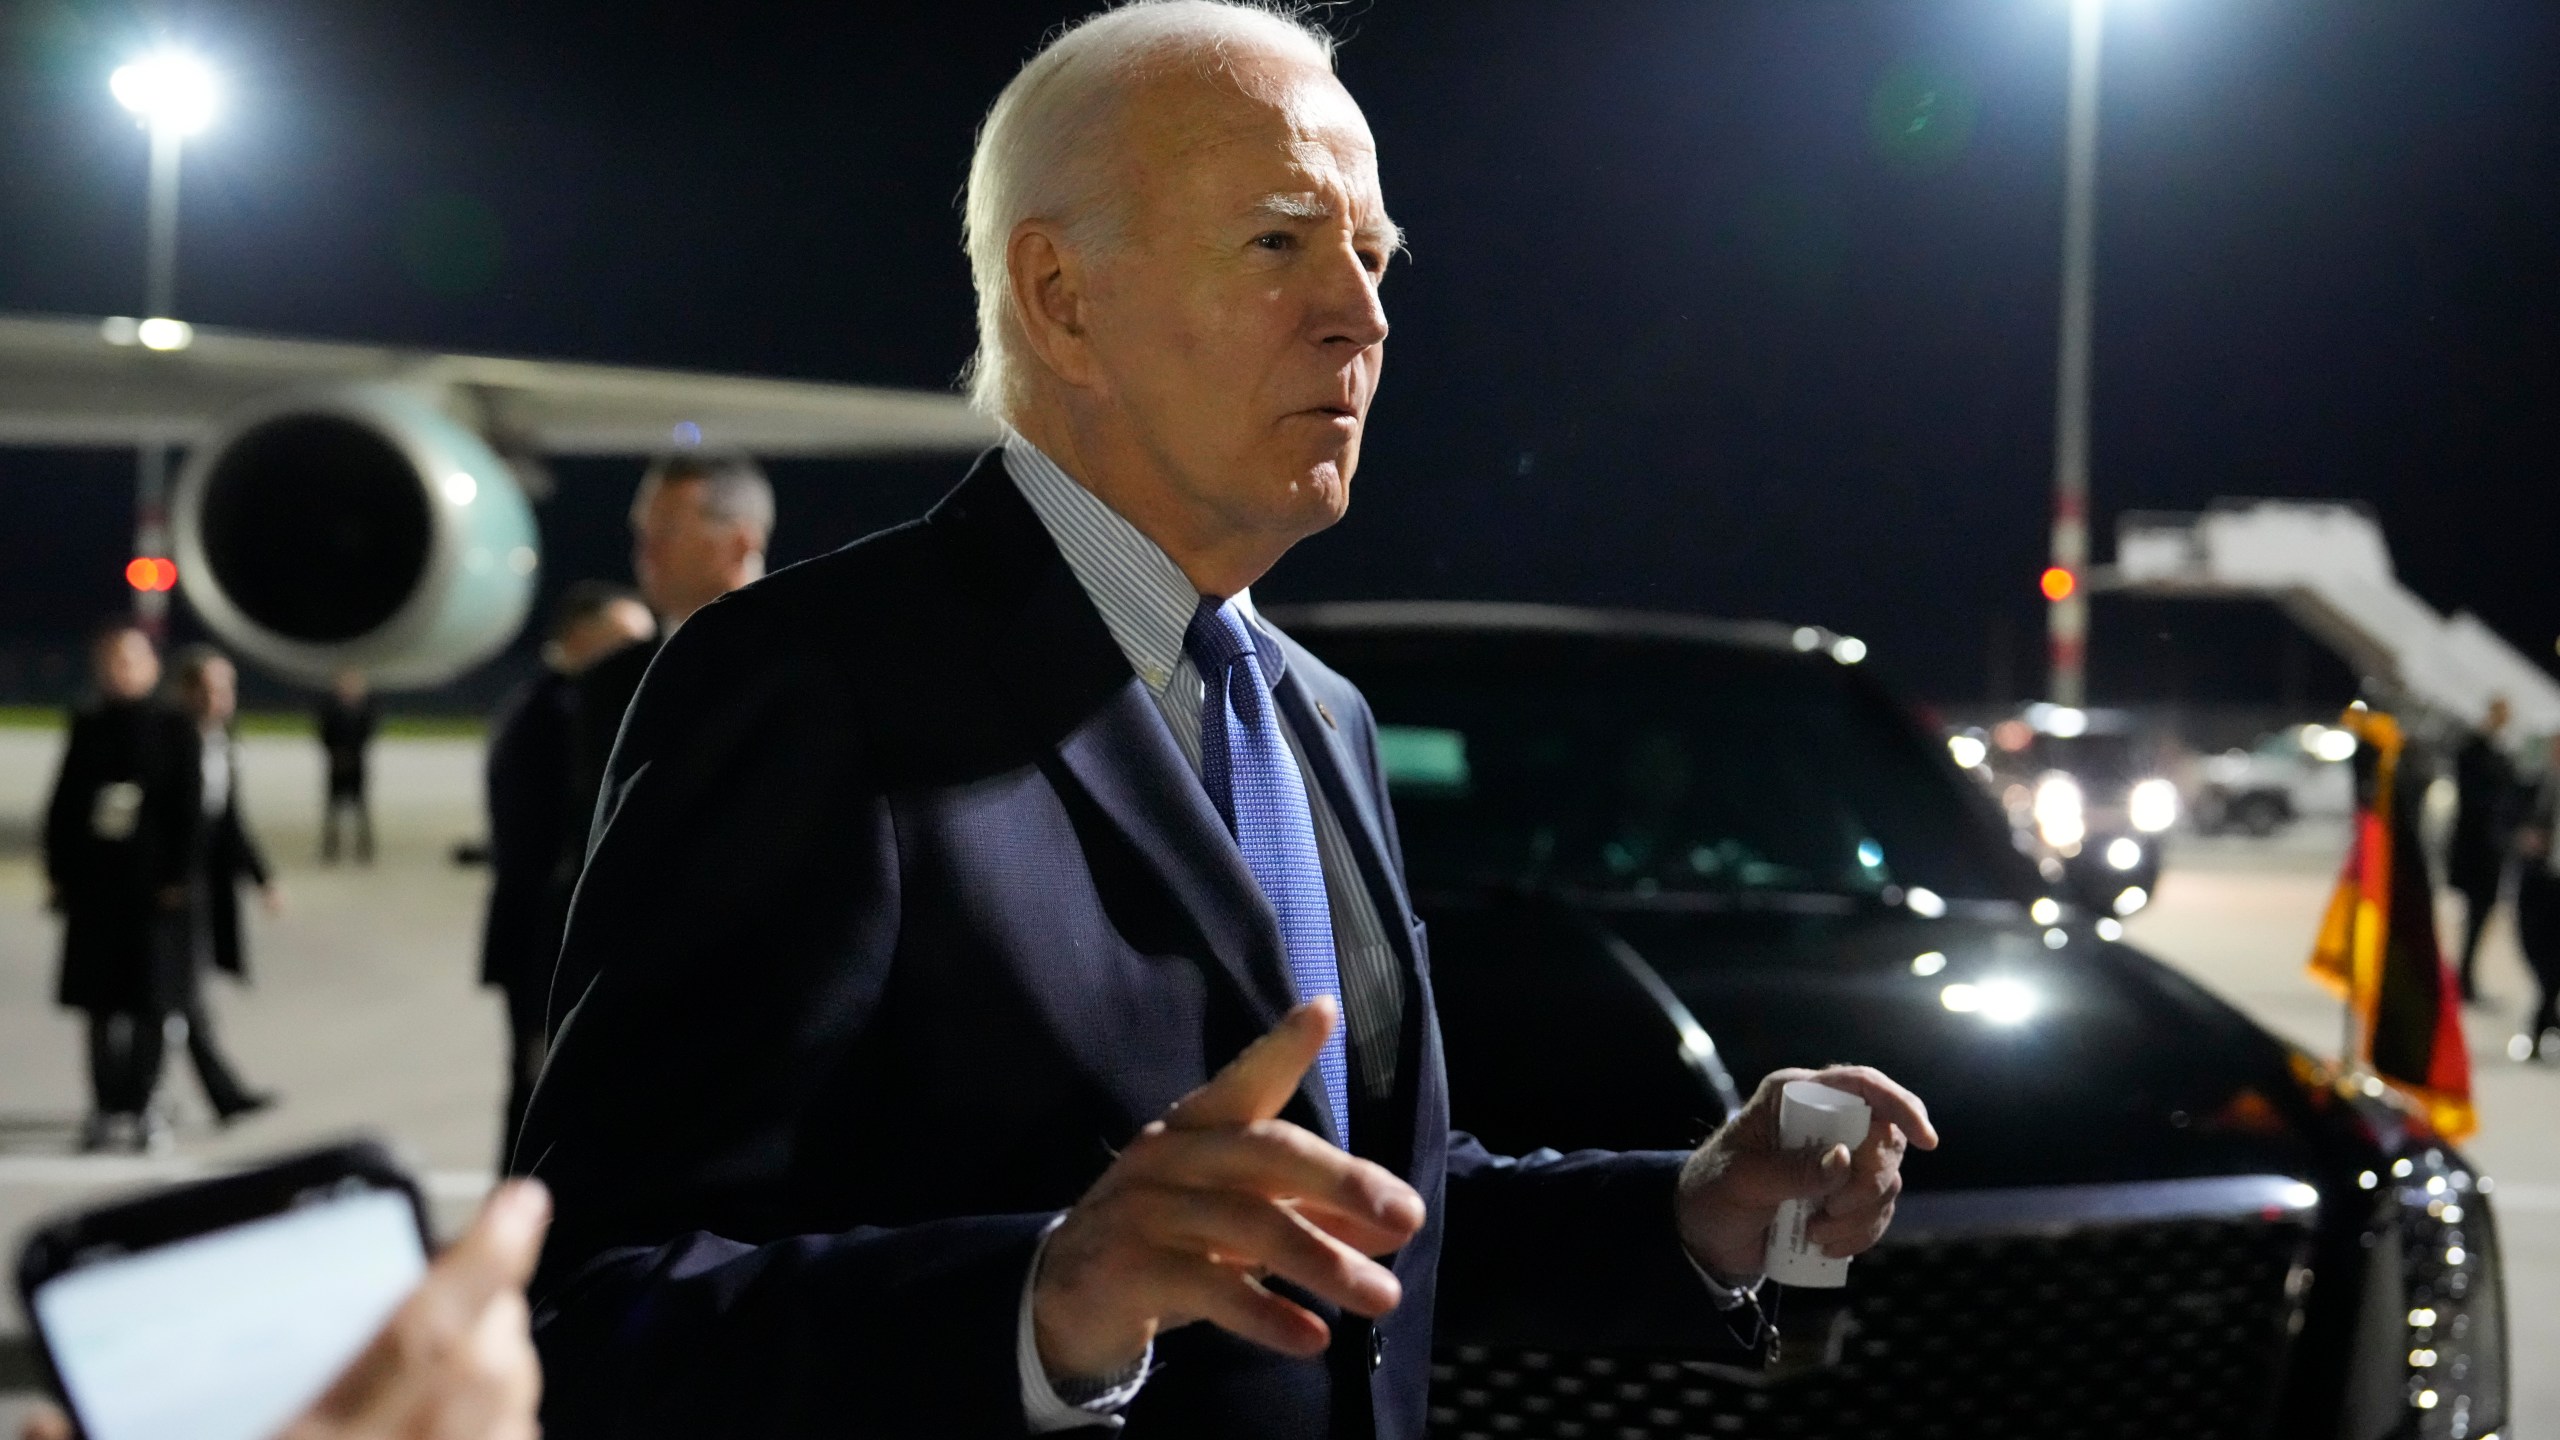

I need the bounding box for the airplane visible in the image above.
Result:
[0,311,998,687]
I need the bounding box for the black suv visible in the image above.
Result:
[1280,602,2507,1440]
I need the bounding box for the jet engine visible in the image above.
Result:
[171,385,539,688]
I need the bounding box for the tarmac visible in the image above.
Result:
[0,727,2551,1436]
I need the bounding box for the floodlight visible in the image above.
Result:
[135,317,194,351]
[111,52,219,136]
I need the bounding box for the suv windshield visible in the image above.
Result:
[1301,627,2029,904]
[2024,733,2143,791]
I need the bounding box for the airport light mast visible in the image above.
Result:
[2046,0,2103,708]
[108,50,217,631]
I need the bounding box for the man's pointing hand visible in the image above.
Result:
[1034,999,1427,1383]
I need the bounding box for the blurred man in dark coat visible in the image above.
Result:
[2510,734,2560,1060]
[547,454,770,1035]
[317,668,379,864]
[2451,698,2522,1001]
[170,645,280,1127]
[483,582,655,1166]
[44,621,195,1151]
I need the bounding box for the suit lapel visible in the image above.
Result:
[1273,668,1418,946]
[1270,664,1436,1175]
[927,454,1336,1133]
[1048,682,1298,1030]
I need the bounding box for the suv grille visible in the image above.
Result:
[1430,1186,2317,1440]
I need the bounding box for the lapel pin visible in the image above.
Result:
[1315,700,1338,729]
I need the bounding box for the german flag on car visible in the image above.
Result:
[2307,706,2476,1139]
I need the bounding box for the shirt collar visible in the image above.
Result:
[1002,429,1282,693]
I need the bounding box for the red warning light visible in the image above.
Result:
[2039,566,2077,602]
[124,557,178,592]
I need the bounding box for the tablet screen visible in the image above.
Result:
[33,1187,428,1440]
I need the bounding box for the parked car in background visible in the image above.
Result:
[1282,602,2508,1440]
[2195,724,2361,837]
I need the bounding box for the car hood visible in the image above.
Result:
[1426,894,2336,1192]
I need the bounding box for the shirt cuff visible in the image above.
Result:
[1682,1248,1765,1312]
[1019,1215,1153,1432]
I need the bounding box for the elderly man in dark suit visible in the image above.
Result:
[518,5,1933,1437]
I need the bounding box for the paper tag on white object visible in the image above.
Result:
[1763,1080,1873,1289]
[91,781,143,841]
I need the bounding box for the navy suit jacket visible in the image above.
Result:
[518,453,1755,1439]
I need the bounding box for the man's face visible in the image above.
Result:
[1072,56,1394,552]
[556,597,657,674]
[188,659,237,726]
[95,631,159,700]
[631,479,754,621]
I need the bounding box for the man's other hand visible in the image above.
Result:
[1034,999,1427,1383]
[1675,1066,1938,1281]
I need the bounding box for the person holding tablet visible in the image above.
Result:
[20,1176,552,1440]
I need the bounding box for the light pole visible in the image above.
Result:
[109,50,217,631]
[2046,0,2103,707]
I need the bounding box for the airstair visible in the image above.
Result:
[2098,499,2560,742]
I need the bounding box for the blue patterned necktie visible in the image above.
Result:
[1184,597,1350,1149]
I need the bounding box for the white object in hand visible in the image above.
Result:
[1764,1079,1873,1288]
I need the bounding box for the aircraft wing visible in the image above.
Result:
[0,312,999,456]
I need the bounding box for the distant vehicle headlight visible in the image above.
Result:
[1946,734,1988,770]
[1941,977,2038,1025]
[2033,773,2085,849]
[2129,777,2179,833]
[2105,836,2144,871]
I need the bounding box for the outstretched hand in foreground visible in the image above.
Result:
[23,1178,551,1440]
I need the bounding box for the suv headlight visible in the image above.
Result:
[2033,773,2085,849]
[2119,773,2181,830]
[2129,777,2179,833]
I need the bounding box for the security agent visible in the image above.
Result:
[167,645,281,1127]
[544,453,771,1038]
[482,581,655,1167]
[518,6,1934,1437]
[44,620,196,1152]
[315,668,379,865]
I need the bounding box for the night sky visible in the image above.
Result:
[2,1,2554,711]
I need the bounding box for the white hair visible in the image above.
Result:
[960,1,1338,418]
